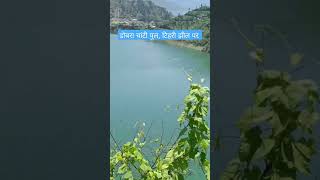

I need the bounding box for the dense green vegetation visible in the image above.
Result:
[216,22,320,180]
[110,82,210,180]
[110,0,210,53]
[157,5,210,53]
[221,70,319,180]
[110,0,172,22]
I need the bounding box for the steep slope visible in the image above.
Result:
[157,5,211,53]
[110,0,172,22]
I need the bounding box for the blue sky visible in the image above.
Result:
[151,0,210,15]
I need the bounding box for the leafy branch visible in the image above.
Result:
[220,20,320,180]
[110,82,210,180]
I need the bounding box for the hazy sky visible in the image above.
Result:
[151,0,210,15]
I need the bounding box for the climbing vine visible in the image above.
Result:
[110,82,210,180]
[221,70,319,180]
[220,21,320,180]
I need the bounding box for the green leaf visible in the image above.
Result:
[166,149,174,160]
[123,171,133,179]
[110,83,213,179]
[155,172,162,178]
[200,139,209,150]
[239,142,250,161]
[202,160,210,180]
[242,127,263,159]
[286,82,308,107]
[161,164,169,169]
[259,70,281,80]
[238,106,274,130]
[118,164,127,174]
[269,114,284,136]
[296,80,318,92]
[256,86,289,107]
[178,112,186,124]
[140,163,151,173]
[252,138,275,160]
[256,87,278,105]
[292,143,310,175]
[281,142,294,168]
[298,111,319,132]
[295,142,313,160]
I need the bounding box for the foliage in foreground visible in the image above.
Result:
[220,21,320,180]
[221,70,319,180]
[110,83,210,180]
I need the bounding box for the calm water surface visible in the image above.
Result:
[110,34,210,179]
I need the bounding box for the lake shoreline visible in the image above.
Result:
[110,33,208,53]
[159,40,206,53]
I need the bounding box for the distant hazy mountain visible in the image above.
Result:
[151,0,210,15]
[110,0,173,21]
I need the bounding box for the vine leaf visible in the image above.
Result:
[252,138,275,160]
[118,164,127,174]
[238,106,274,130]
[292,143,311,175]
[200,139,210,150]
[281,142,294,168]
[239,142,250,161]
[140,163,150,173]
[298,111,319,133]
[123,171,133,180]
[269,114,284,136]
[295,142,313,160]
[258,70,291,84]
[240,127,262,161]
[256,86,289,107]
[256,87,279,105]
[221,24,320,179]
[296,80,318,91]
[286,82,308,107]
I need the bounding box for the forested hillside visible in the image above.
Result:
[110,1,210,53]
[110,0,172,21]
[157,5,210,52]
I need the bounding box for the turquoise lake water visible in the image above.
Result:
[110,34,210,179]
